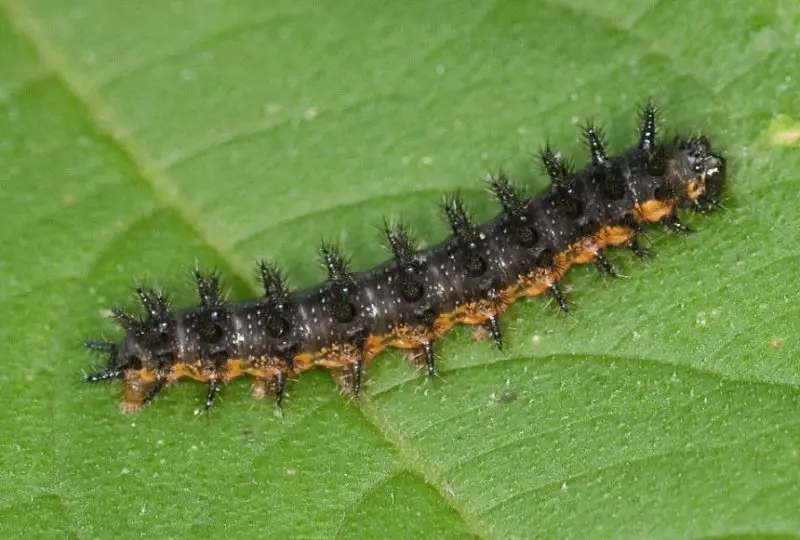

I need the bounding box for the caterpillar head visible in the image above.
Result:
[679,135,727,213]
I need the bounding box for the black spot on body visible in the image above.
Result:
[596,166,626,201]
[128,355,143,370]
[578,219,599,237]
[333,301,357,323]
[554,188,583,219]
[401,279,424,303]
[536,248,555,268]
[515,224,538,247]
[265,314,290,338]
[654,183,675,201]
[203,323,224,344]
[416,305,439,328]
[467,255,487,277]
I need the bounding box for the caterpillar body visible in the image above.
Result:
[83,104,727,413]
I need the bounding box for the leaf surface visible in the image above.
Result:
[1,0,798,538]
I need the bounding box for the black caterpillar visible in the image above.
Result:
[83,103,726,413]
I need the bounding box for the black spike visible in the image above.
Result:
[111,308,140,333]
[204,378,220,411]
[320,243,352,282]
[583,123,608,165]
[542,148,582,217]
[484,316,503,350]
[488,172,525,217]
[384,220,417,261]
[83,367,124,383]
[83,340,116,354]
[594,249,619,277]
[136,287,169,320]
[442,194,476,246]
[324,250,358,323]
[194,270,223,308]
[549,284,570,313]
[638,101,658,152]
[257,260,289,301]
[540,146,573,186]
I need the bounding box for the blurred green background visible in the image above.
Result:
[1,0,798,538]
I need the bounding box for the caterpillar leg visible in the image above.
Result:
[662,210,694,234]
[549,284,570,313]
[594,249,619,277]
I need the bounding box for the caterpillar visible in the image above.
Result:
[83,103,726,413]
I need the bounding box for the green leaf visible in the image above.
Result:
[1,0,798,538]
